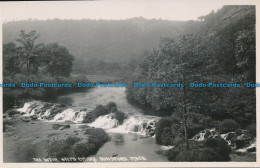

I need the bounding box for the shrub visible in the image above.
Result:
[3,90,16,112]
[84,127,110,143]
[167,148,180,161]
[175,147,221,161]
[73,140,97,157]
[167,137,231,162]
[46,128,110,159]
[46,139,74,158]
[219,119,240,133]
[3,119,14,132]
[113,110,126,125]
[155,117,181,145]
[204,137,231,161]
[91,105,109,119]
[65,136,81,145]
[246,123,256,137]
[106,102,117,112]
[73,128,110,157]
[234,128,243,136]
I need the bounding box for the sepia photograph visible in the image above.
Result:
[0,0,259,167]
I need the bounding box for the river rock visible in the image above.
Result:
[144,120,156,136]
[52,123,70,130]
[247,147,256,152]
[235,134,251,149]
[64,120,75,124]
[30,115,38,120]
[131,125,139,132]
[7,109,20,116]
[21,116,30,122]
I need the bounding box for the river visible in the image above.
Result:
[4,87,169,162]
[53,87,168,161]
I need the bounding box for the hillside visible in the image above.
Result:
[3,18,199,63]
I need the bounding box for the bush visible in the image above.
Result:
[46,128,110,159]
[91,105,109,119]
[84,127,110,143]
[46,139,74,158]
[3,90,16,112]
[167,147,180,161]
[106,102,117,112]
[167,137,231,162]
[3,119,14,132]
[73,128,110,157]
[155,117,181,145]
[175,147,221,161]
[204,138,231,161]
[113,111,126,125]
[246,123,256,137]
[73,140,97,157]
[219,119,240,133]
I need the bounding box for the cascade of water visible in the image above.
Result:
[107,116,156,135]
[53,108,77,121]
[17,101,35,113]
[74,111,87,123]
[88,114,119,129]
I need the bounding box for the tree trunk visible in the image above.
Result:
[182,74,189,150]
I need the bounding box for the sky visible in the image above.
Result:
[0,0,256,22]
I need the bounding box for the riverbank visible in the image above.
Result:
[3,87,256,162]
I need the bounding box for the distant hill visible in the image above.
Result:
[3,18,200,63]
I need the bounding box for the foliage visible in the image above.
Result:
[167,138,231,161]
[83,102,126,125]
[2,30,80,110]
[219,119,240,133]
[46,128,110,159]
[106,102,117,111]
[246,123,256,137]
[84,127,110,143]
[126,6,255,127]
[175,148,222,161]
[204,138,231,161]
[155,117,181,145]
[3,119,14,132]
[113,110,126,125]
[43,43,74,77]
[155,113,215,146]
[91,105,109,119]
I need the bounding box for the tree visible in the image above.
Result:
[16,30,44,83]
[3,42,20,77]
[43,43,74,77]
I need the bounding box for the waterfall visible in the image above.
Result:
[15,101,158,136]
[107,116,157,135]
[17,101,36,114]
[74,111,87,123]
[191,128,218,141]
[88,114,119,129]
[16,101,89,123]
[53,108,77,121]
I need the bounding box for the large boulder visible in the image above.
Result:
[7,109,20,116]
[145,120,156,136]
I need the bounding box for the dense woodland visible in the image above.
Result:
[127,6,255,125]
[125,6,256,161]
